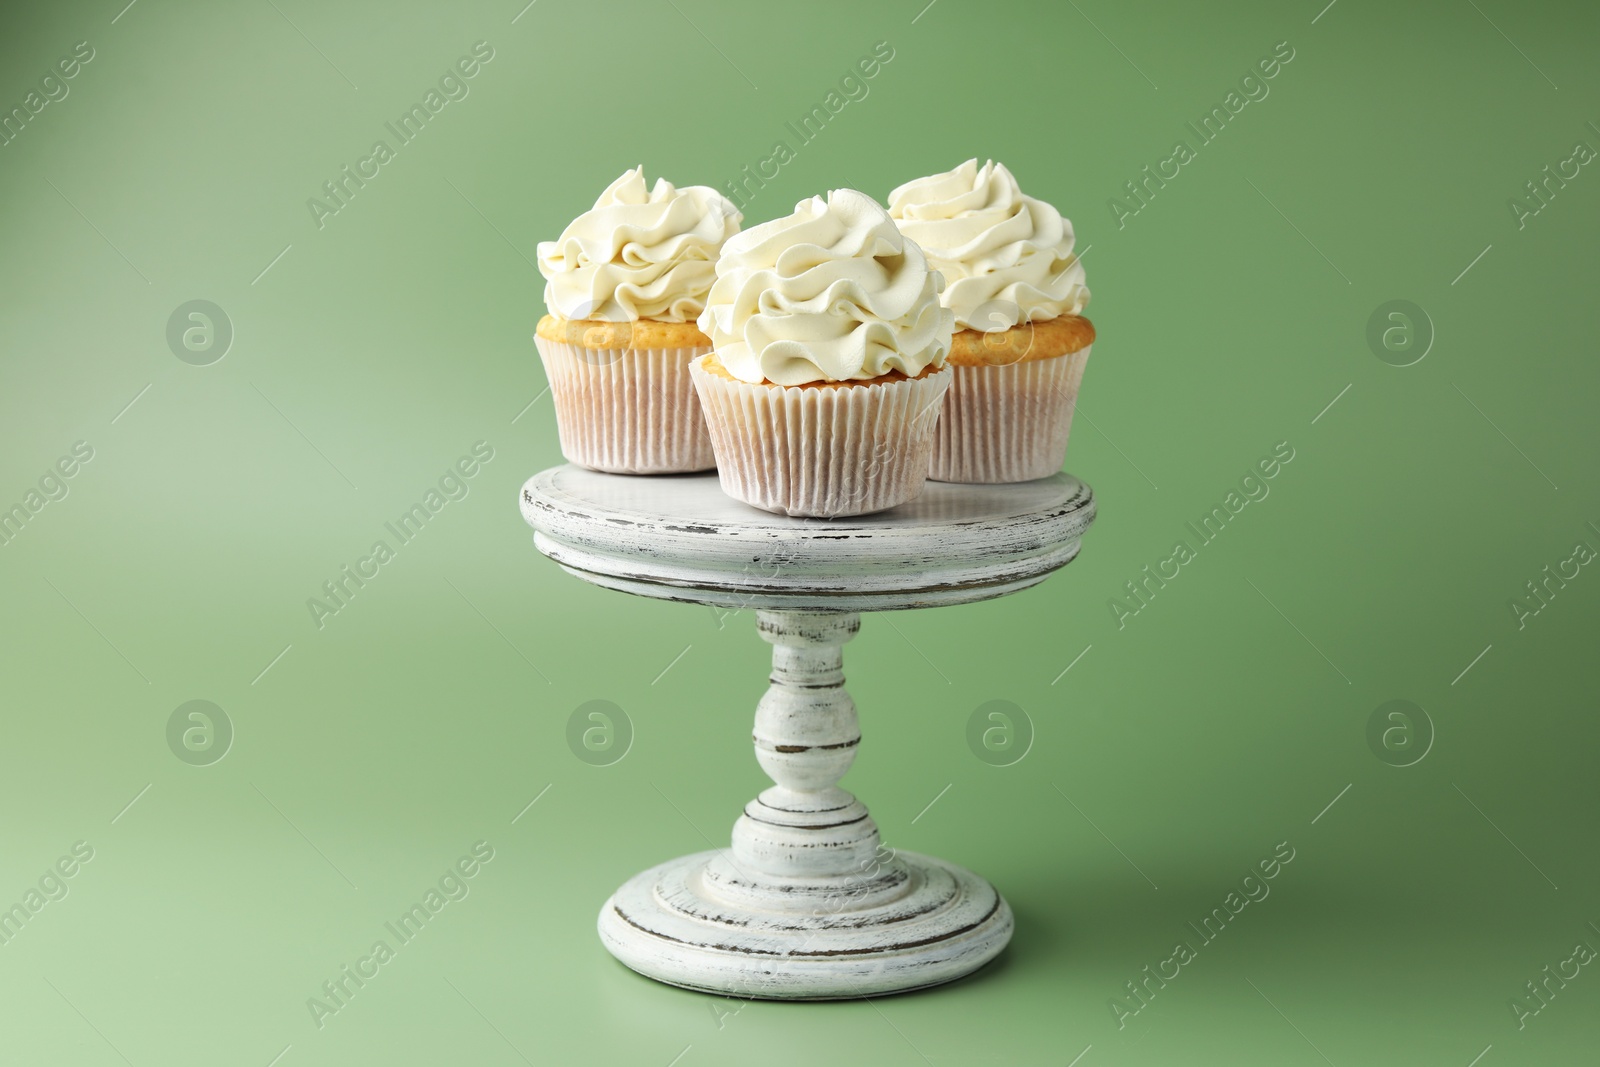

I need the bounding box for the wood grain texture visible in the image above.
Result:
[520,465,1095,612]
[521,466,1096,998]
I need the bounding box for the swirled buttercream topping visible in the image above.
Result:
[538,167,741,323]
[888,159,1088,331]
[697,189,952,385]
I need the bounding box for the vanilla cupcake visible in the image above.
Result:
[889,160,1093,483]
[691,189,953,518]
[535,167,740,473]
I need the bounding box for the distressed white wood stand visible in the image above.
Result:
[520,465,1095,999]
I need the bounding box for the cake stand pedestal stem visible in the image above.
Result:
[730,611,882,881]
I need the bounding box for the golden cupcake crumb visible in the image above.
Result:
[947,314,1095,367]
[537,314,710,350]
[697,353,945,388]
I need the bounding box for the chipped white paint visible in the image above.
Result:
[520,465,1094,613]
[521,465,1096,999]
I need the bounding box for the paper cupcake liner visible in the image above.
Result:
[534,336,716,474]
[930,346,1091,483]
[690,359,953,518]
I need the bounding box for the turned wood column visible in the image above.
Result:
[728,611,883,881]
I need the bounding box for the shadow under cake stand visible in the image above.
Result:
[520,464,1096,1000]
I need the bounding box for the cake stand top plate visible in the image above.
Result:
[520,465,1095,613]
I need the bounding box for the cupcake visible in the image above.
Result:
[888,159,1093,483]
[535,167,741,473]
[691,189,953,518]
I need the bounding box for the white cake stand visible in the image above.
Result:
[520,465,1096,1000]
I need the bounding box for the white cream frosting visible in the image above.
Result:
[887,159,1088,331]
[538,167,741,323]
[697,189,953,386]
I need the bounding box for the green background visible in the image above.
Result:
[2,0,1597,1063]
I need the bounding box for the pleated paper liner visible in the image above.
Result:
[930,346,1091,483]
[533,337,716,474]
[690,357,952,518]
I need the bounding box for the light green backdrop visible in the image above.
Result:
[2,0,1596,1064]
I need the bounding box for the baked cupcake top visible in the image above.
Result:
[887,159,1088,332]
[537,167,741,324]
[697,189,953,386]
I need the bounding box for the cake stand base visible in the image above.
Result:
[598,849,1012,1000]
